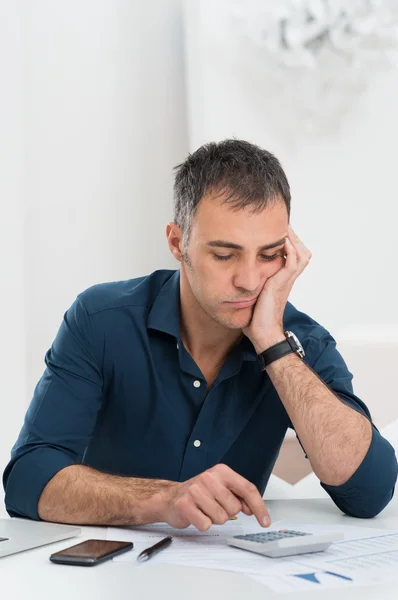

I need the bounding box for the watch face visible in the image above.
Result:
[286,331,305,358]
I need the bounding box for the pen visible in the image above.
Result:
[137,536,173,563]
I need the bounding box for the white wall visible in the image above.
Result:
[0,0,26,497]
[0,0,188,501]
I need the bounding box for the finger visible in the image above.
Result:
[284,237,299,275]
[230,482,270,528]
[264,237,297,290]
[291,245,312,277]
[203,475,244,518]
[288,224,301,244]
[190,484,230,525]
[220,469,271,527]
[241,501,253,516]
[180,499,213,532]
[287,236,305,272]
[288,226,312,273]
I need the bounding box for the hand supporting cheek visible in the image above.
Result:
[243,225,312,354]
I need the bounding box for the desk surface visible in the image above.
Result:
[1,497,398,600]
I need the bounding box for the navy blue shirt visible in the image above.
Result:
[3,270,397,520]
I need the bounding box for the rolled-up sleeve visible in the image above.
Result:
[2,295,103,520]
[298,329,397,518]
[321,426,397,518]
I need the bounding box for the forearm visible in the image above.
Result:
[266,353,372,486]
[38,464,172,526]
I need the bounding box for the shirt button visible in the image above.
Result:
[176,343,179,350]
[193,380,201,388]
[193,440,201,448]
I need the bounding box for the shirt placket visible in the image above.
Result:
[178,377,221,480]
[177,342,245,481]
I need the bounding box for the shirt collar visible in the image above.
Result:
[147,270,181,338]
[147,269,257,362]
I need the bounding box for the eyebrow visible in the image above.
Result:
[207,238,286,251]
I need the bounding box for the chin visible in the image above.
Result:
[234,315,253,329]
[216,311,253,330]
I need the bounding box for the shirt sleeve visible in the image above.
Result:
[2,295,104,520]
[297,330,397,518]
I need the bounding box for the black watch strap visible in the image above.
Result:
[257,335,302,371]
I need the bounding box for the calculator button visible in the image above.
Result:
[232,531,312,545]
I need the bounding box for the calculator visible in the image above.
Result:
[227,529,344,558]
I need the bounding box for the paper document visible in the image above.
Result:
[108,520,283,575]
[251,563,360,594]
[273,521,398,570]
[251,521,398,593]
[107,518,398,593]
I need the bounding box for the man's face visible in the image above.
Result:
[181,194,289,330]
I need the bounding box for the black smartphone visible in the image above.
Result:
[49,539,134,566]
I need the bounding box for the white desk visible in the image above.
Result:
[2,496,398,600]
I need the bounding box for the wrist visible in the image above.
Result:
[130,479,174,524]
[252,331,286,355]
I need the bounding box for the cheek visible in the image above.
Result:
[200,263,229,302]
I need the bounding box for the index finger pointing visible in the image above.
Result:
[226,473,271,527]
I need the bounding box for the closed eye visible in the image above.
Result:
[213,253,282,262]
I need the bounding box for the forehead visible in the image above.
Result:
[191,194,288,241]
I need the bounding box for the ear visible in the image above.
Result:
[166,222,183,262]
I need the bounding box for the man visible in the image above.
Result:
[3,140,397,530]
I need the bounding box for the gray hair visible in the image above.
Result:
[173,139,291,243]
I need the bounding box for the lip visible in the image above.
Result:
[226,297,257,308]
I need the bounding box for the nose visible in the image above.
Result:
[232,262,262,294]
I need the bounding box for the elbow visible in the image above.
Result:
[3,476,40,521]
[323,429,398,519]
[4,501,35,521]
[3,447,77,522]
[337,487,396,519]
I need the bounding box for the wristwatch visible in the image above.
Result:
[257,331,305,371]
